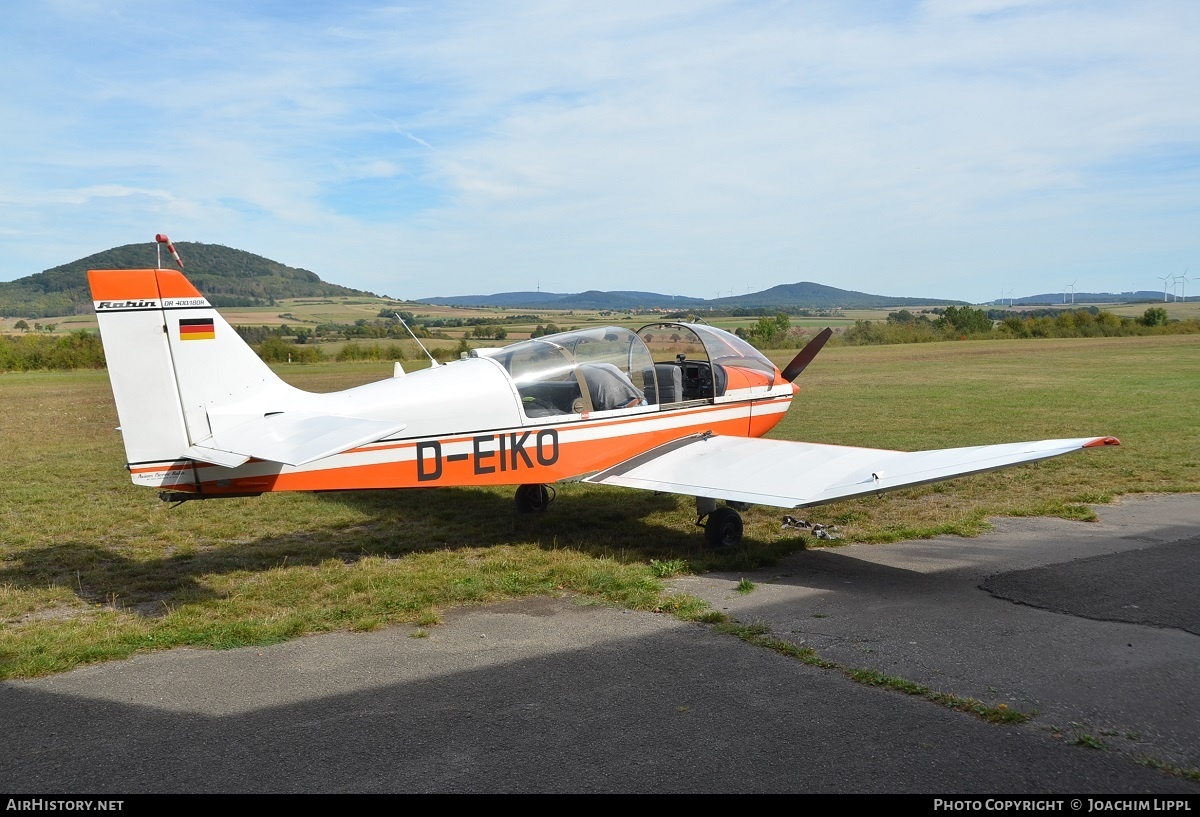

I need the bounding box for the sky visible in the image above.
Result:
[1,0,1197,304]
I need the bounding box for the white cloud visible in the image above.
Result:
[0,0,1196,302]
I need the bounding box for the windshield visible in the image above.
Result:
[636,322,778,400]
[689,324,777,385]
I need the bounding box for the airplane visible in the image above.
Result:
[87,263,1119,548]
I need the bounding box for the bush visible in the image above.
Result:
[335,342,408,362]
[0,331,106,371]
[254,336,325,363]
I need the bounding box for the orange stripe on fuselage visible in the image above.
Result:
[749,409,785,438]
[130,463,191,475]
[344,400,757,458]
[186,398,790,496]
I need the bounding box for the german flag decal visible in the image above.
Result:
[179,317,215,341]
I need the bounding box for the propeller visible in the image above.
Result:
[780,327,832,382]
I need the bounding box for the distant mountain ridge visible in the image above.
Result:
[3,241,1171,320]
[420,281,965,311]
[0,242,372,318]
[1008,291,1169,306]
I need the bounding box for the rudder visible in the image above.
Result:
[89,268,295,472]
[90,269,191,466]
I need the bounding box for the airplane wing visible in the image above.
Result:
[185,412,406,468]
[583,433,1119,509]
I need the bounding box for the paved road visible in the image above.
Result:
[2,495,1198,793]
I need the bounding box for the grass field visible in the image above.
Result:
[1,334,1196,679]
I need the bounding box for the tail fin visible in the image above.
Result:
[89,268,294,466]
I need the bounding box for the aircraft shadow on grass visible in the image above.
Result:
[2,485,805,615]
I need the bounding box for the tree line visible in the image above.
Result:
[0,331,106,371]
[848,305,1195,343]
[3,305,1196,371]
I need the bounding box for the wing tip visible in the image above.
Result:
[1083,436,1121,448]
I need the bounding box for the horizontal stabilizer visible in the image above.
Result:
[201,412,407,467]
[584,434,1119,509]
[183,445,251,469]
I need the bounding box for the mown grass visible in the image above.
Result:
[768,335,1200,541]
[0,334,1196,678]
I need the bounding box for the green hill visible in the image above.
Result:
[0,242,372,318]
[422,281,964,311]
[711,282,963,309]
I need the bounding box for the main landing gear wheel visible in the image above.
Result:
[704,507,743,549]
[514,483,551,514]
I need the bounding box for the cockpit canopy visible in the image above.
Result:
[475,323,779,419]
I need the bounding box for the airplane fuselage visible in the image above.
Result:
[131,333,796,496]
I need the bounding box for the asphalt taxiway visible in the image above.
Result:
[2,494,1197,793]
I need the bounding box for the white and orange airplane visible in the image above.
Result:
[87,262,1119,547]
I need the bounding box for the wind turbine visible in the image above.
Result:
[1179,269,1190,303]
[1068,280,1077,305]
[1159,274,1174,302]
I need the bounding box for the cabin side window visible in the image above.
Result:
[561,329,654,411]
[498,341,587,418]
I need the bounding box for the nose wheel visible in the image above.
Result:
[704,507,744,548]
[696,496,744,548]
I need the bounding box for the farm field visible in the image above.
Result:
[0,333,1196,679]
[5,294,1195,345]
[0,296,922,340]
[1103,300,1200,321]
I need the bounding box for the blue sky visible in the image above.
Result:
[1,0,1197,303]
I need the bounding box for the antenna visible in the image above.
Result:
[394,313,440,368]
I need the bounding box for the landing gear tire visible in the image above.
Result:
[515,483,551,514]
[705,507,743,549]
